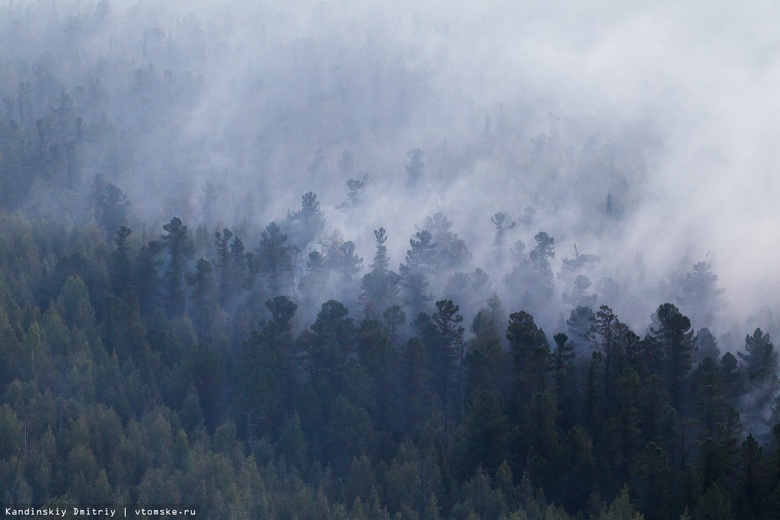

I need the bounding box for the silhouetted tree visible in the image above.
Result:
[651,303,695,413]
[110,226,132,295]
[288,192,325,249]
[256,222,292,296]
[161,217,194,315]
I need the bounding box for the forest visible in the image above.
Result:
[2,1,780,519]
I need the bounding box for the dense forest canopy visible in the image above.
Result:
[1,1,780,519]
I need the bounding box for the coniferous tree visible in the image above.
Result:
[287,192,325,249]
[651,303,695,413]
[400,230,437,316]
[357,319,396,428]
[491,212,516,247]
[679,261,726,329]
[739,328,778,382]
[553,332,576,429]
[89,174,130,239]
[214,228,232,306]
[695,327,721,365]
[506,310,550,409]
[228,234,247,294]
[255,221,292,297]
[110,226,132,295]
[464,309,509,402]
[299,300,356,398]
[134,239,163,313]
[360,228,400,318]
[382,304,406,345]
[161,217,194,316]
[430,300,465,420]
[589,305,628,416]
[566,305,595,355]
[739,328,780,432]
[241,296,297,436]
[185,258,214,341]
[460,390,508,477]
[421,213,472,270]
[397,336,432,434]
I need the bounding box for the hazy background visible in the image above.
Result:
[2,0,779,341]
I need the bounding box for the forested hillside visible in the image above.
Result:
[1,1,780,519]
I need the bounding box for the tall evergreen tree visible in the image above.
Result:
[360,228,400,318]
[161,217,194,316]
[214,228,232,306]
[430,300,465,420]
[110,226,132,295]
[255,222,292,297]
[287,192,325,249]
[739,328,778,382]
[506,310,550,408]
[134,239,163,313]
[679,261,725,329]
[651,303,695,413]
[241,296,297,436]
[589,305,628,416]
[185,258,214,341]
[399,230,437,316]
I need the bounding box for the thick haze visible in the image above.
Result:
[3,0,780,338]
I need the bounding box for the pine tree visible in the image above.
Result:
[185,258,214,341]
[161,217,194,316]
[651,303,695,413]
[430,300,465,419]
[255,222,292,297]
[399,230,437,316]
[110,226,132,295]
[241,296,297,435]
[589,305,628,416]
[214,228,232,306]
[739,328,778,382]
[287,191,325,249]
[507,311,550,407]
[360,228,400,318]
[553,332,576,429]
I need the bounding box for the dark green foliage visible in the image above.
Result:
[110,226,132,295]
[134,239,163,313]
[459,390,508,477]
[255,221,292,297]
[464,309,509,401]
[507,310,550,407]
[2,204,780,520]
[430,300,465,419]
[651,303,695,413]
[299,300,356,398]
[553,332,577,429]
[214,228,232,306]
[739,328,778,382]
[161,217,194,316]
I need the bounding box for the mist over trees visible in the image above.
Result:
[1,1,780,518]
